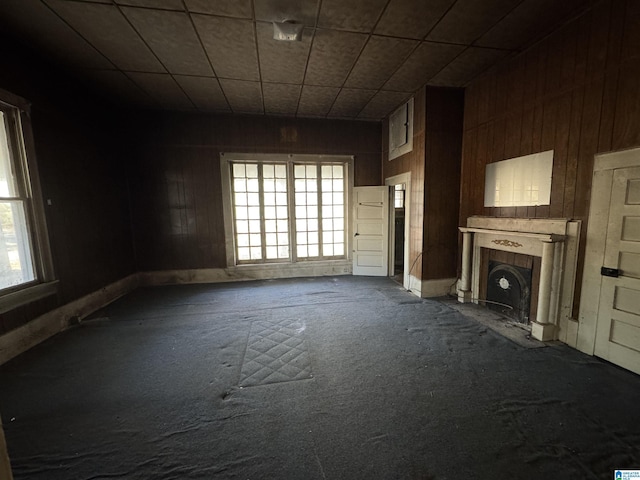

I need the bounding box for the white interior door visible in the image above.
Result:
[594,166,640,375]
[352,186,389,276]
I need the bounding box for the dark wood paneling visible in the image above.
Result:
[130,112,382,271]
[423,87,464,280]
[384,87,426,280]
[460,0,640,318]
[0,36,136,334]
[383,87,463,282]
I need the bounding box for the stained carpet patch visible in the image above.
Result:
[240,317,312,387]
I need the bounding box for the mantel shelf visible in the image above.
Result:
[459,227,565,243]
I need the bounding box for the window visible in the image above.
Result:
[394,183,405,209]
[0,89,55,309]
[223,154,352,266]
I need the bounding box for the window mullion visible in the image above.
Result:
[316,164,324,259]
[258,164,267,263]
[287,162,297,263]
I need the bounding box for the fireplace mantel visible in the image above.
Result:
[457,217,581,343]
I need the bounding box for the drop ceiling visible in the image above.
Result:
[0,0,596,120]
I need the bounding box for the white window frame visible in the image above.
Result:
[221,153,354,270]
[0,88,56,313]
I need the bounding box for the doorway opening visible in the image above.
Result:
[385,173,411,290]
[392,184,405,284]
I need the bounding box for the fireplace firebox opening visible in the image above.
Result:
[486,261,532,324]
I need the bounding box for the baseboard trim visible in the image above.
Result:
[0,274,139,366]
[421,277,457,298]
[139,262,353,286]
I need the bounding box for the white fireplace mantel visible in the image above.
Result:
[457,217,581,343]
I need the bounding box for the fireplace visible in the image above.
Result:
[486,261,532,323]
[457,217,581,342]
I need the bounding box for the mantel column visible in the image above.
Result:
[458,230,473,303]
[531,240,557,341]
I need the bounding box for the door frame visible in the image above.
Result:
[385,172,411,290]
[578,146,640,355]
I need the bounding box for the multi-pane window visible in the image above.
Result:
[0,106,35,290]
[232,163,289,262]
[394,183,405,209]
[319,165,344,257]
[0,89,54,310]
[228,156,348,265]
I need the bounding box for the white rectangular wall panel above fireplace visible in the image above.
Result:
[457,217,581,344]
[484,150,553,207]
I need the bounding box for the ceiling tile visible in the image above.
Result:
[428,46,509,87]
[328,88,376,117]
[219,79,264,114]
[263,83,301,115]
[375,0,455,39]
[174,76,230,112]
[297,86,340,117]
[254,0,319,26]
[185,0,252,18]
[43,0,164,72]
[114,0,184,9]
[82,69,155,106]
[0,0,113,70]
[257,24,312,84]
[426,0,522,44]
[318,0,388,33]
[475,0,595,50]
[383,41,465,92]
[128,72,195,110]
[344,36,419,90]
[122,8,212,76]
[304,29,367,87]
[358,91,411,119]
[192,15,259,81]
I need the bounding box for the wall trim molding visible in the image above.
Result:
[139,263,353,287]
[0,274,139,366]
[421,277,457,298]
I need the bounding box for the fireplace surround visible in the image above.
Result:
[457,217,581,342]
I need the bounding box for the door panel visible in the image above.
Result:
[595,166,640,374]
[352,186,389,276]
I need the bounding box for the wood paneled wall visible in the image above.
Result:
[383,87,464,283]
[128,112,382,271]
[0,37,136,334]
[383,87,426,281]
[423,88,464,280]
[461,0,640,312]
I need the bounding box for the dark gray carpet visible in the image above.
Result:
[0,276,639,479]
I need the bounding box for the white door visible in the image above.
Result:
[594,166,640,374]
[352,186,389,276]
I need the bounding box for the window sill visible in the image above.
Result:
[0,281,59,314]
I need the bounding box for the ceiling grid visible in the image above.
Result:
[0,0,599,120]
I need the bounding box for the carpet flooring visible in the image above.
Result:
[0,276,639,479]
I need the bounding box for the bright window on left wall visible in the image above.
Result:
[0,88,55,307]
